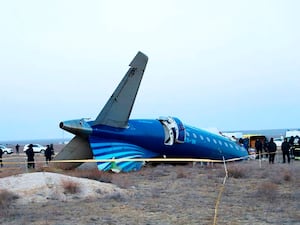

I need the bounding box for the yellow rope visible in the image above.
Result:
[213,157,228,225]
[0,156,248,166]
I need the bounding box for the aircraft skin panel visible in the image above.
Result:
[172,126,244,159]
[89,137,158,172]
[93,51,148,128]
[91,119,166,151]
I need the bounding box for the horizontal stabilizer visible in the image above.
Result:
[93,51,148,128]
[53,136,93,169]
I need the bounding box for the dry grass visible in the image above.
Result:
[255,181,279,201]
[282,169,292,181]
[60,179,81,194]
[0,154,300,225]
[66,168,113,183]
[226,163,250,178]
[0,189,19,217]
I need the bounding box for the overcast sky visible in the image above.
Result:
[0,0,299,141]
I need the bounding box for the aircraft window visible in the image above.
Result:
[186,132,190,137]
[193,133,197,138]
[224,142,228,147]
[218,140,223,145]
[213,139,217,144]
[235,146,239,150]
[229,144,234,148]
[200,135,204,140]
[206,137,211,142]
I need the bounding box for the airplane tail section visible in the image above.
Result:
[93,51,148,128]
[55,51,149,171]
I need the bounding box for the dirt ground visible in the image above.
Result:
[0,146,299,225]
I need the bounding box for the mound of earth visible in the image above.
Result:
[0,172,129,204]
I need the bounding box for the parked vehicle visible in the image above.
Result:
[285,129,300,138]
[242,134,268,149]
[242,134,268,158]
[0,145,13,154]
[23,144,46,153]
[273,137,284,147]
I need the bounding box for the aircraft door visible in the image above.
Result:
[158,116,186,145]
[173,117,185,143]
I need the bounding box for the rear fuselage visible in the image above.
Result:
[90,119,248,160]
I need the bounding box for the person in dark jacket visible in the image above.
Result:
[0,148,3,167]
[281,138,290,163]
[268,138,277,164]
[26,144,35,169]
[263,137,269,158]
[44,145,53,164]
[50,144,55,156]
[255,139,263,159]
[15,144,20,154]
[289,136,295,158]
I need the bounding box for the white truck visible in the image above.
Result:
[285,129,300,138]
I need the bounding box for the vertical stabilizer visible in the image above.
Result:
[93,51,148,128]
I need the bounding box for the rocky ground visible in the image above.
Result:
[0,149,299,225]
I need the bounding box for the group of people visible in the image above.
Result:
[255,136,298,164]
[254,137,277,163]
[24,144,54,169]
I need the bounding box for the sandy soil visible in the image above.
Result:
[0,149,300,225]
[0,172,130,204]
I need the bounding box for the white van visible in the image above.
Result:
[23,144,46,153]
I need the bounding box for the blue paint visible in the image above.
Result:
[87,118,248,171]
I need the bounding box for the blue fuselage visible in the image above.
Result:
[90,119,248,160]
